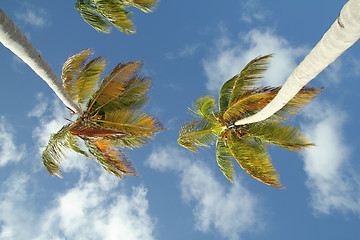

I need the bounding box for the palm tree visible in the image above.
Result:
[178,55,322,188]
[234,0,360,126]
[42,48,164,178]
[0,9,163,178]
[0,8,81,115]
[74,0,158,34]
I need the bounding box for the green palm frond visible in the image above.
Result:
[222,87,279,124]
[227,131,283,188]
[96,109,164,138]
[42,124,73,178]
[122,0,158,12]
[85,138,138,178]
[75,56,107,105]
[246,121,314,151]
[216,138,235,182]
[89,61,143,111]
[272,86,323,121]
[112,134,149,149]
[219,54,273,114]
[189,95,218,123]
[178,120,220,153]
[67,132,90,158]
[93,0,135,34]
[75,0,112,33]
[62,48,93,101]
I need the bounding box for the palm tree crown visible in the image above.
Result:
[42,49,164,178]
[178,55,322,188]
[75,0,158,34]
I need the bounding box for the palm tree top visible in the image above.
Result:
[178,54,322,188]
[42,49,165,178]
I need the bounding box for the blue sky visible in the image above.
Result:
[1,0,360,239]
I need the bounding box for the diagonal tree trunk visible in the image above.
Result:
[235,0,360,126]
[0,8,82,115]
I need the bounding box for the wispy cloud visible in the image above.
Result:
[146,145,263,240]
[0,171,156,240]
[202,28,308,92]
[0,116,25,167]
[15,5,50,28]
[301,101,360,215]
[165,43,202,60]
[239,0,269,23]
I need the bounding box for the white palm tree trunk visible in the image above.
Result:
[0,8,82,115]
[235,0,360,126]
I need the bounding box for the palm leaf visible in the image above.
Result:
[222,87,279,124]
[85,138,138,178]
[272,86,323,121]
[189,95,218,123]
[41,124,73,178]
[94,0,135,34]
[62,48,93,101]
[97,74,151,112]
[75,0,112,33]
[216,137,235,182]
[122,0,158,12]
[227,131,284,188]
[178,120,219,153]
[245,121,314,151]
[75,56,107,105]
[219,54,272,114]
[96,109,164,139]
[89,61,143,111]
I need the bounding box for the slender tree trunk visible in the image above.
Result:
[0,8,82,115]
[235,0,360,126]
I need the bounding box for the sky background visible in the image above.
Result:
[1,0,360,239]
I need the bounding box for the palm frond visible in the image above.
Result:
[245,121,314,151]
[75,56,107,105]
[178,120,219,153]
[216,137,235,182]
[272,87,323,121]
[122,0,158,12]
[67,132,90,158]
[75,0,112,33]
[96,109,164,139]
[219,54,273,114]
[97,74,151,113]
[227,131,284,188]
[62,48,93,101]
[85,138,138,178]
[94,0,135,34]
[189,95,218,123]
[222,87,279,124]
[89,61,143,111]
[41,124,73,178]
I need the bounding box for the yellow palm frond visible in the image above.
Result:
[96,109,164,139]
[89,61,143,110]
[122,0,158,12]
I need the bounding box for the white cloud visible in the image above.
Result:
[239,0,268,23]
[15,5,49,28]
[37,173,155,240]
[301,101,360,215]
[202,29,308,92]
[147,145,263,240]
[0,171,156,240]
[0,116,25,167]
